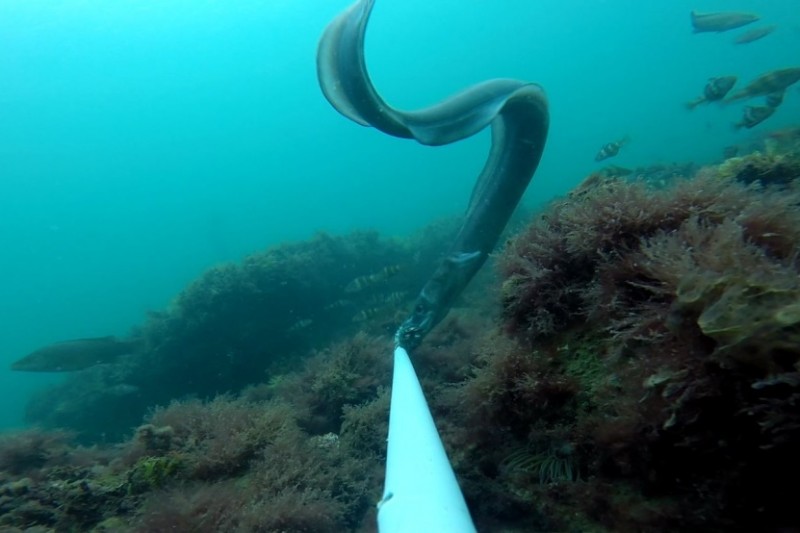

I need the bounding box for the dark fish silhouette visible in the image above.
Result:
[734,25,776,45]
[726,68,800,102]
[686,76,737,109]
[11,336,142,372]
[765,90,785,108]
[734,105,775,130]
[766,126,800,142]
[691,11,759,33]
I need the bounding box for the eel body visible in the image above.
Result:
[317,0,549,349]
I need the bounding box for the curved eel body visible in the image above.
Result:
[317,0,549,350]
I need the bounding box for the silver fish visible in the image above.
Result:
[734,25,776,45]
[11,336,141,372]
[691,11,759,33]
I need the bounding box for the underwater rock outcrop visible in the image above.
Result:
[2,332,400,532]
[716,148,800,185]
[457,158,800,531]
[24,229,450,442]
[5,147,800,531]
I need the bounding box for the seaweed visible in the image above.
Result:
[24,229,439,442]
[5,146,800,532]
[484,155,800,531]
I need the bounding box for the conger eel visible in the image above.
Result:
[317,0,549,350]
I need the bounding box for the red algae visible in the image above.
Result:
[4,148,800,532]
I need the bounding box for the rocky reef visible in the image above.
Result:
[1,335,394,531]
[3,139,799,531]
[446,142,800,531]
[23,227,454,442]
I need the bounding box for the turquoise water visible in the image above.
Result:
[1,0,798,429]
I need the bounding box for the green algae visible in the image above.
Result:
[126,456,184,495]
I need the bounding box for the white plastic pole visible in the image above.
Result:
[377,346,476,532]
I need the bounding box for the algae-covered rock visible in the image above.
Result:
[126,456,184,494]
[689,274,800,371]
[716,149,800,185]
[487,156,800,531]
[25,229,440,442]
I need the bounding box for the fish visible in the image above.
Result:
[765,126,800,142]
[685,76,737,110]
[287,319,313,333]
[367,290,408,306]
[323,298,352,311]
[734,25,776,45]
[690,11,759,33]
[352,307,383,322]
[384,291,408,305]
[450,251,481,264]
[765,90,785,108]
[11,336,142,372]
[594,137,629,162]
[726,67,800,102]
[344,265,402,293]
[734,105,776,130]
[317,0,548,350]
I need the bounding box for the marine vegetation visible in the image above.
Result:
[2,333,396,532]
[448,150,800,531]
[716,147,800,185]
[23,229,447,442]
[3,143,800,531]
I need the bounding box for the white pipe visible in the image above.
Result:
[377,346,476,533]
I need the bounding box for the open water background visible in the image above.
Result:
[1,0,798,429]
